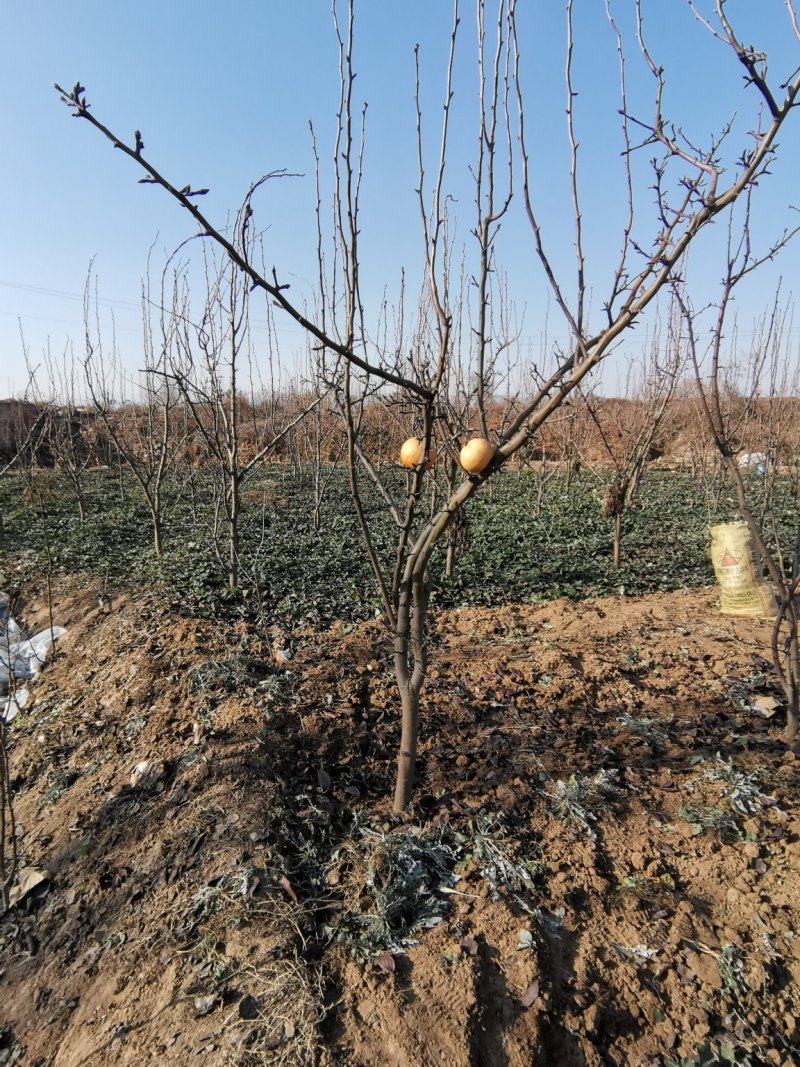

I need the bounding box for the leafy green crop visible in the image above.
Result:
[1,466,795,627]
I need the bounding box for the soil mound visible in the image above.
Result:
[1,579,798,1065]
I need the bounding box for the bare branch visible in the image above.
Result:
[54,81,432,400]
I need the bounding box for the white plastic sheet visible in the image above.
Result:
[0,592,65,724]
[737,451,768,475]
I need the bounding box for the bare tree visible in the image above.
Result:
[0,381,48,539]
[588,302,684,567]
[295,374,344,532]
[82,268,187,556]
[675,203,800,740]
[0,703,19,913]
[167,243,322,590]
[540,401,591,491]
[0,608,20,912]
[56,0,800,807]
[37,341,93,523]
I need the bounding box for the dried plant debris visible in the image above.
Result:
[678,805,741,844]
[37,769,80,810]
[319,812,551,959]
[723,667,778,717]
[323,823,461,958]
[467,813,543,901]
[188,651,255,695]
[542,769,622,839]
[172,865,264,942]
[611,943,660,962]
[225,956,323,1067]
[704,755,777,815]
[616,712,672,750]
[167,808,550,968]
[516,907,564,951]
[616,872,677,904]
[716,943,748,1000]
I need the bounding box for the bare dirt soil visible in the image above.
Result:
[1,578,799,1066]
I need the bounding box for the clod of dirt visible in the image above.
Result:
[192,994,219,1017]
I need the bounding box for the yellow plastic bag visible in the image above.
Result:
[709,522,775,618]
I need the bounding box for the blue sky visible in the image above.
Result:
[3,1,800,396]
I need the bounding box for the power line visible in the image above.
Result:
[3,278,798,346]
[0,278,141,312]
[0,280,309,337]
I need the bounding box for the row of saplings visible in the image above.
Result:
[399,435,495,474]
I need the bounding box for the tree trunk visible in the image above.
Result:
[117,456,127,503]
[227,365,240,591]
[152,510,163,557]
[786,698,799,741]
[228,487,239,590]
[725,455,800,746]
[393,681,421,812]
[392,567,429,812]
[0,725,18,913]
[778,601,800,741]
[612,511,622,569]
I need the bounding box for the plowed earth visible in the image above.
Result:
[1,577,799,1066]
